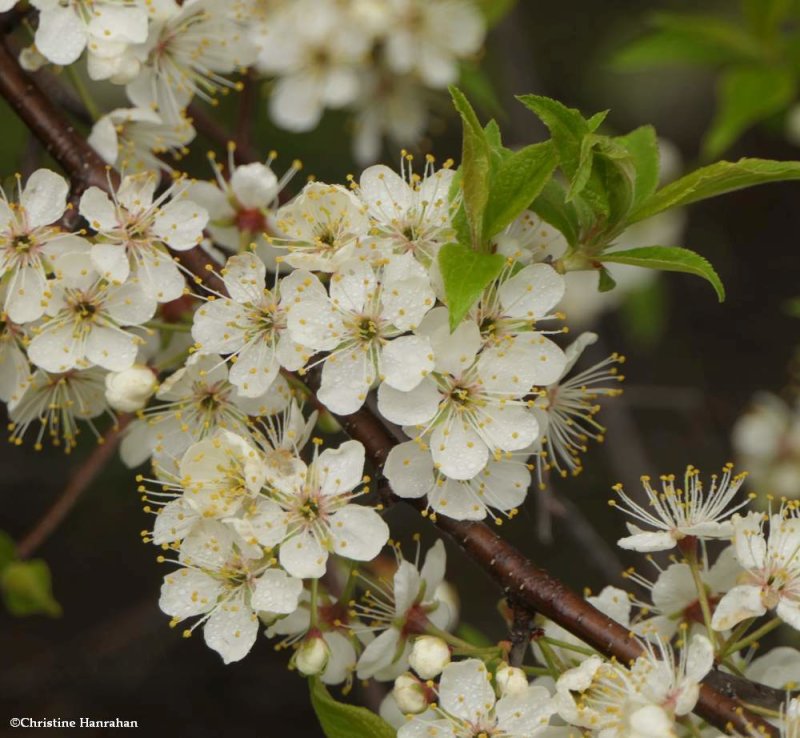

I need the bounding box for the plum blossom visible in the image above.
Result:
[0,169,91,324]
[159,520,303,664]
[357,156,456,264]
[712,505,800,631]
[384,439,530,521]
[355,540,453,680]
[258,440,389,579]
[611,464,750,552]
[398,659,555,738]
[378,307,552,480]
[273,182,372,271]
[191,252,310,397]
[27,269,155,373]
[287,255,436,414]
[79,171,209,303]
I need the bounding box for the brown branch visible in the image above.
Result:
[0,40,778,737]
[16,417,130,559]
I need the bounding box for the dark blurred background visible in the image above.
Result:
[2,1,798,735]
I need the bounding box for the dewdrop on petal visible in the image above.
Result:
[495,662,528,697]
[392,673,428,715]
[408,635,450,679]
[104,365,157,413]
[294,634,331,676]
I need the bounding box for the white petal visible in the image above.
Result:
[329,505,389,562]
[438,659,495,722]
[329,259,376,315]
[356,627,401,679]
[498,263,566,320]
[711,585,767,631]
[476,404,539,453]
[384,441,434,499]
[79,187,118,231]
[251,569,303,614]
[159,568,221,618]
[222,251,266,305]
[35,5,88,65]
[104,281,156,325]
[617,528,676,553]
[431,417,488,481]
[317,440,365,496]
[91,242,130,284]
[377,376,440,426]
[153,199,209,251]
[279,529,328,579]
[418,307,481,376]
[203,593,259,664]
[153,497,199,545]
[381,335,434,391]
[317,348,374,414]
[21,169,68,228]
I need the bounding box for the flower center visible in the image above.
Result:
[13,234,33,253]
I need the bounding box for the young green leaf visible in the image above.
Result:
[704,66,796,158]
[597,266,618,292]
[615,126,660,209]
[629,158,800,222]
[450,87,491,249]
[483,141,557,239]
[530,179,581,247]
[612,13,763,69]
[310,678,396,738]
[600,245,725,301]
[516,95,589,182]
[439,243,506,330]
[1,559,62,617]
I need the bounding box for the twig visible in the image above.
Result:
[16,417,130,559]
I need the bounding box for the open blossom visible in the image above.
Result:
[287,255,436,414]
[0,169,91,324]
[383,0,485,88]
[273,182,371,271]
[712,506,800,631]
[555,635,713,738]
[355,540,454,680]
[530,332,624,484]
[88,107,195,173]
[0,304,30,406]
[378,308,553,480]
[30,0,148,69]
[611,464,749,552]
[120,353,290,469]
[192,253,310,397]
[398,659,555,738]
[159,520,303,664]
[185,150,301,270]
[27,269,155,373]
[8,367,112,451]
[255,440,389,579]
[125,0,257,124]
[491,209,568,264]
[79,171,209,303]
[384,439,530,521]
[254,0,370,131]
[357,157,456,263]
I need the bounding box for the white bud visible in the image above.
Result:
[434,581,460,631]
[392,673,428,715]
[495,662,528,697]
[294,635,330,676]
[104,365,156,412]
[408,635,450,679]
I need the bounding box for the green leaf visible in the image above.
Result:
[517,95,589,182]
[310,678,395,738]
[475,0,516,26]
[439,243,506,330]
[743,0,796,38]
[598,266,617,292]
[0,531,15,573]
[704,66,796,158]
[483,141,557,239]
[630,158,800,222]
[615,126,660,210]
[612,13,764,69]
[1,559,62,617]
[600,246,725,301]
[450,87,491,249]
[531,179,581,247]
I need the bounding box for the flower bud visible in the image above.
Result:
[434,581,460,631]
[294,635,330,676]
[392,673,428,715]
[408,635,450,679]
[104,365,156,412]
[495,662,528,697]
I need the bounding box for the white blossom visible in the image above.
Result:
[611,464,749,552]
[398,659,554,738]
[104,364,157,412]
[287,255,435,413]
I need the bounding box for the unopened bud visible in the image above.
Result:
[294,635,330,676]
[434,581,460,631]
[495,662,528,697]
[408,635,450,679]
[392,673,428,715]
[105,365,156,412]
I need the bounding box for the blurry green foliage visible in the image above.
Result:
[1,558,62,618]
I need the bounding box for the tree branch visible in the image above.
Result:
[0,41,778,736]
